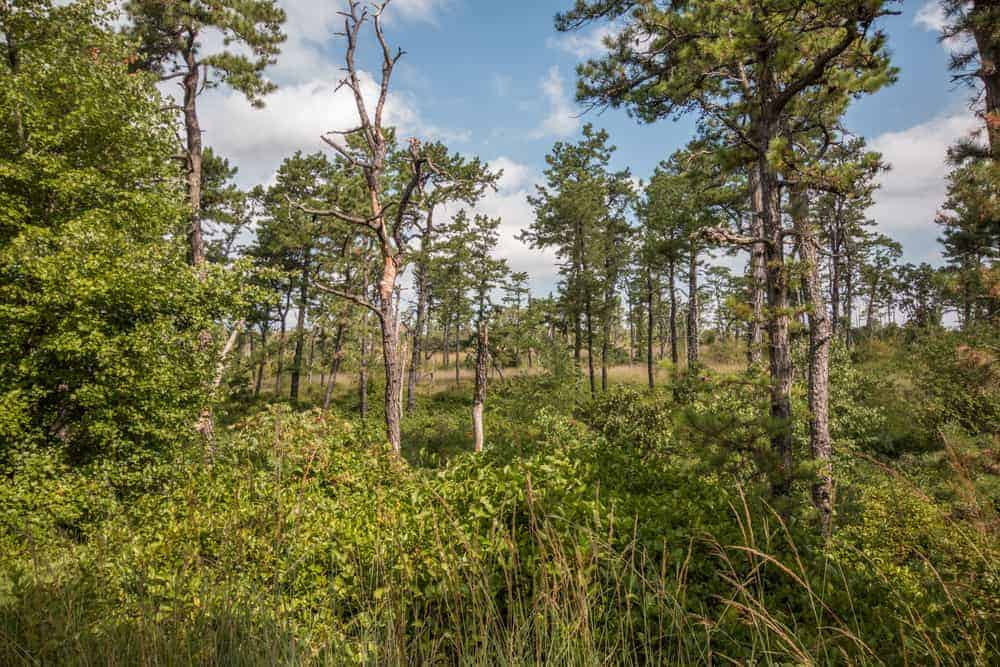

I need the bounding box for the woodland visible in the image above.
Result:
[1,0,999,664]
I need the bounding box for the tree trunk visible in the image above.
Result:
[646,271,655,390]
[755,122,794,500]
[687,245,700,368]
[323,322,346,411]
[472,318,488,452]
[830,200,843,337]
[254,323,268,398]
[585,288,596,396]
[792,187,833,535]
[866,272,880,331]
[407,208,434,414]
[627,296,636,364]
[274,291,290,396]
[668,260,679,366]
[359,313,369,419]
[455,319,461,386]
[443,319,450,368]
[971,2,1000,158]
[182,38,204,268]
[845,243,855,347]
[747,165,766,366]
[290,248,310,401]
[375,257,404,456]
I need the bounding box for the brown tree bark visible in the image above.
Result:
[792,187,833,536]
[646,270,655,390]
[687,245,700,368]
[290,247,310,401]
[182,33,205,268]
[747,165,766,366]
[472,319,488,452]
[668,259,679,366]
[755,118,794,501]
[971,1,1000,158]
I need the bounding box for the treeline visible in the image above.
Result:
[2,0,997,537]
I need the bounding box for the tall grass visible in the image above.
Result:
[4,471,993,666]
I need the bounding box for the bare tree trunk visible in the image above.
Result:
[573,310,583,362]
[472,319,488,452]
[307,331,317,388]
[792,188,833,536]
[182,36,205,268]
[845,242,855,347]
[866,273,880,331]
[406,208,434,413]
[443,319,450,368]
[406,288,426,413]
[627,296,636,364]
[687,245,700,368]
[455,319,461,386]
[830,200,842,337]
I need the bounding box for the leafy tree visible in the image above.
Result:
[405,143,498,413]
[523,124,630,395]
[449,211,509,451]
[125,0,286,267]
[936,0,1000,160]
[936,161,1000,326]
[0,0,238,462]
[558,0,897,504]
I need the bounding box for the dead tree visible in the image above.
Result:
[308,1,440,456]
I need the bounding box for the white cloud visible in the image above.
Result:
[197,71,451,186]
[868,110,980,262]
[391,0,454,24]
[914,1,947,32]
[479,159,559,293]
[547,22,618,59]
[179,0,468,186]
[532,66,580,139]
[435,157,558,293]
[913,1,971,52]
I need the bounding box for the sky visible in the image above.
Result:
[183,0,982,295]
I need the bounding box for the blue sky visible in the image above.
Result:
[192,0,979,293]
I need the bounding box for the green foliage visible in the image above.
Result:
[0,0,241,462]
[4,372,997,664]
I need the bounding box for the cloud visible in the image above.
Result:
[868,110,980,262]
[914,1,947,32]
[178,0,468,187]
[531,66,581,139]
[547,22,618,59]
[435,157,557,294]
[913,1,971,52]
[196,71,463,187]
[479,158,559,293]
[391,0,454,24]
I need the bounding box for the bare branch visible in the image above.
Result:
[313,281,383,321]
